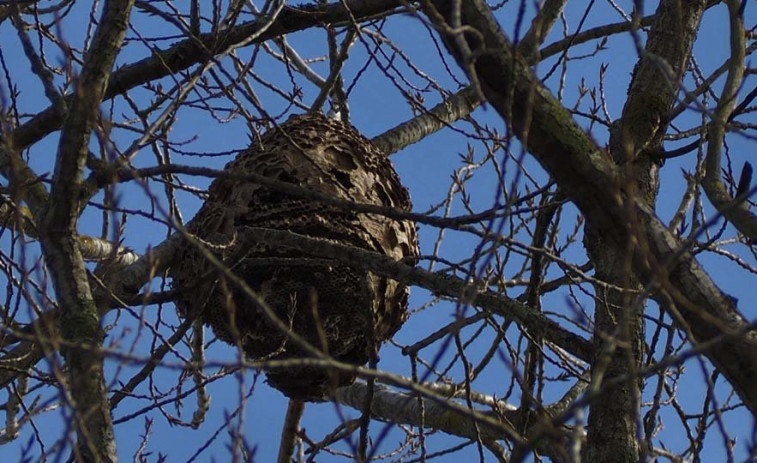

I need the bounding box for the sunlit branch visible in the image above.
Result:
[702,0,757,240]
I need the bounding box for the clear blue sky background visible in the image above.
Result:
[0,1,755,461]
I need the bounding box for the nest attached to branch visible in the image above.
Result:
[171,113,418,400]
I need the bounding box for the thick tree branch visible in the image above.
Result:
[335,380,588,462]
[420,0,757,417]
[277,399,305,463]
[585,1,709,460]
[38,1,135,461]
[371,86,482,155]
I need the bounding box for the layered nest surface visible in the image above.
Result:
[171,113,419,400]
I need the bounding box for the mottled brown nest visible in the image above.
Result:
[171,113,418,400]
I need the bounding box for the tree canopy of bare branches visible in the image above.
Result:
[0,0,755,461]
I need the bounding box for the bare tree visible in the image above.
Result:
[0,0,755,461]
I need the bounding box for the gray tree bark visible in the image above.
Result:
[584,2,707,461]
[38,1,135,461]
[421,0,757,459]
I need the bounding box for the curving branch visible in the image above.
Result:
[419,0,757,417]
[335,379,589,462]
[702,0,757,240]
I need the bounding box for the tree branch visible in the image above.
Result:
[8,0,406,151]
[239,227,593,362]
[702,0,757,239]
[335,380,588,462]
[39,1,135,460]
[420,0,757,417]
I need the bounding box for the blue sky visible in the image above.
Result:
[0,1,755,461]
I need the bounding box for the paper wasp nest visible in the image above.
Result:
[172,113,418,400]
